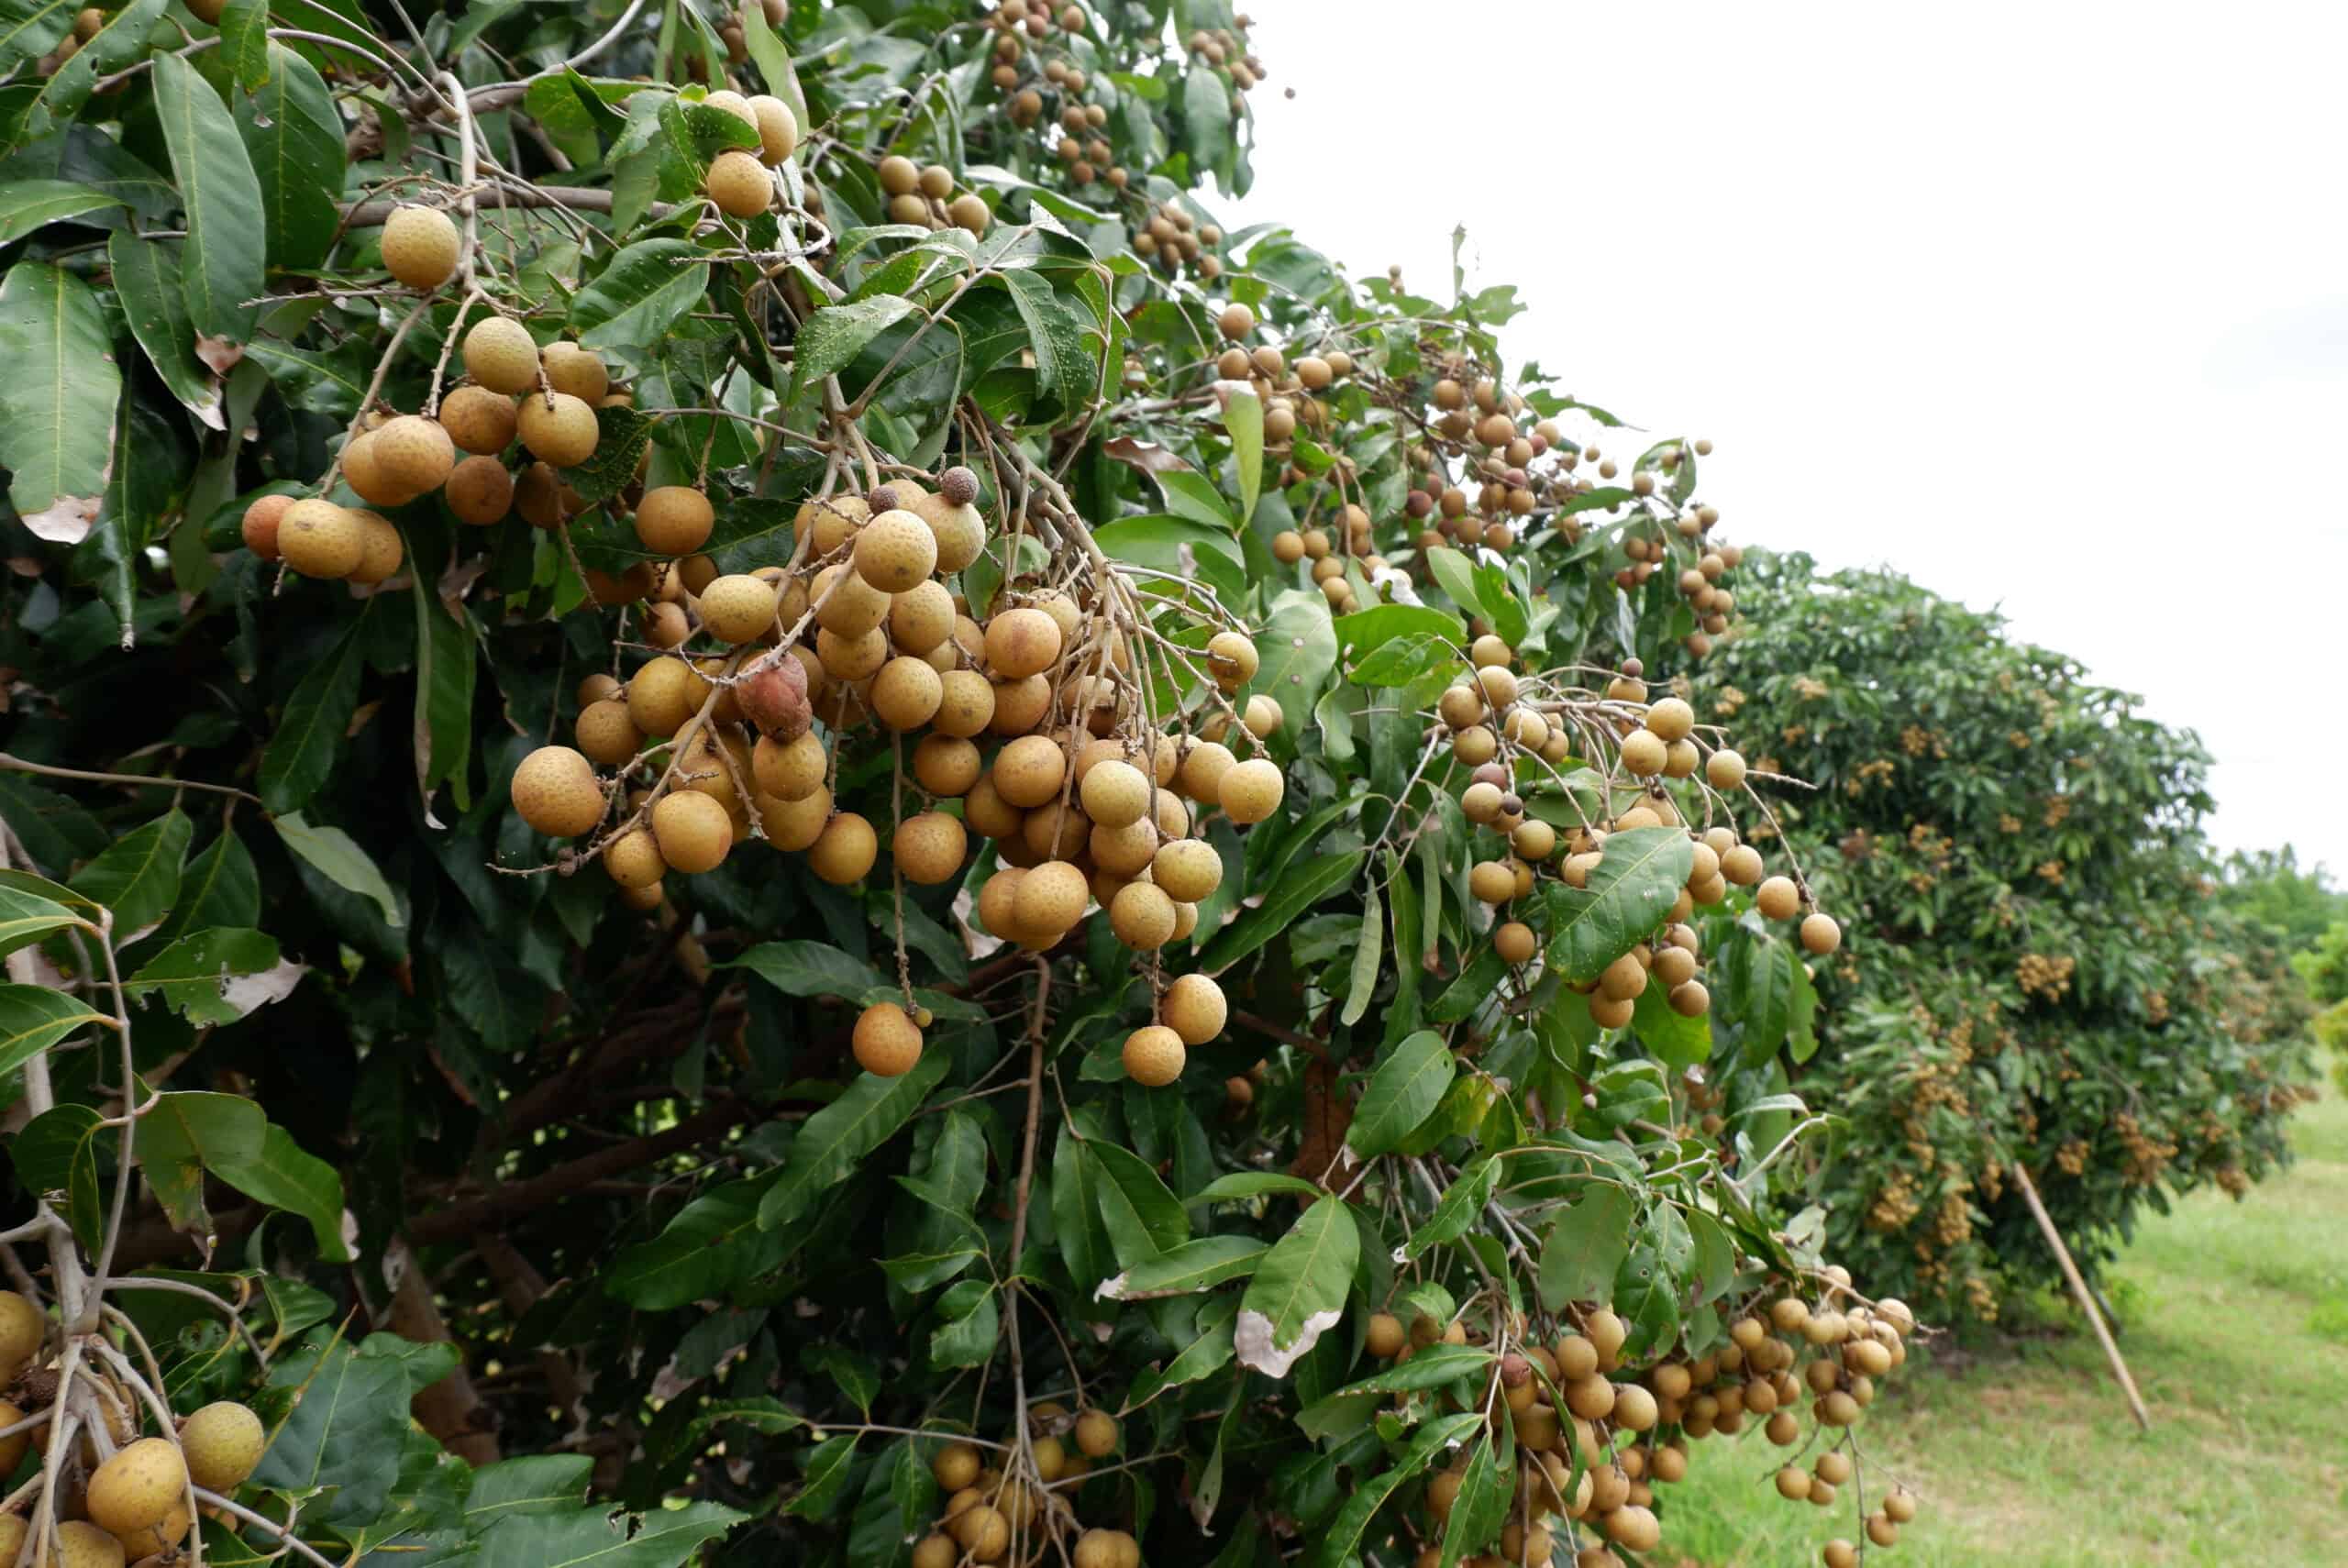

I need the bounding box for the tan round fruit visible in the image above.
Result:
[1217,757,1284,823]
[346,511,405,584]
[751,732,825,801]
[86,1437,186,1536]
[1205,631,1258,691]
[1706,747,1748,790]
[1494,921,1537,965]
[1722,844,1765,886]
[382,204,460,290]
[652,790,733,873]
[749,94,798,163]
[1152,838,1222,902]
[445,456,514,525]
[1079,759,1150,828]
[1160,972,1225,1044]
[1645,696,1695,742]
[0,1399,25,1474]
[993,734,1067,809]
[853,508,939,592]
[1123,1024,1186,1087]
[512,746,604,837]
[925,499,988,572]
[808,812,879,884]
[603,826,666,887]
[626,657,704,736]
[541,341,609,403]
[869,657,943,731]
[1073,1409,1118,1459]
[756,785,829,850]
[1177,740,1235,803]
[1012,859,1089,940]
[1620,730,1668,777]
[462,315,540,394]
[706,149,773,216]
[698,574,779,644]
[278,499,365,578]
[983,607,1062,679]
[893,812,968,885]
[112,1497,193,1560]
[517,391,600,466]
[53,1520,124,1568]
[635,487,714,555]
[1108,881,1177,949]
[853,1002,924,1077]
[1800,912,1843,955]
[574,699,642,768]
[1755,876,1800,921]
[889,579,956,655]
[238,492,294,558]
[989,673,1050,734]
[811,563,889,639]
[929,669,994,738]
[438,385,517,455]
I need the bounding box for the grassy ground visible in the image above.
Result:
[1661,1063,2348,1567]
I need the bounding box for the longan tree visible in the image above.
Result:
[2,5,1922,1566]
[1695,555,2317,1323]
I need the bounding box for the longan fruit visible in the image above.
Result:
[1800,912,1843,954]
[1494,921,1536,965]
[706,149,773,216]
[889,579,956,655]
[569,699,639,769]
[1123,1024,1185,1087]
[759,785,833,851]
[1468,860,1516,905]
[374,413,459,498]
[699,573,779,643]
[1205,630,1258,690]
[1216,303,1254,339]
[963,778,1024,841]
[894,812,968,885]
[1706,747,1747,790]
[1619,730,1668,778]
[749,94,798,163]
[1365,1312,1406,1359]
[1755,876,1800,921]
[871,657,944,730]
[1244,693,1283,737]
[1072,1409,1119,1459]
[947,193,991,235]
[985,734,1059,810]
[903,735,976,801]
[808,812,879,884]
[1160,972,1225,1043]
[86,1436,186,1535]
[0,1399,26,1474]
[814,561,892,637]
[53,1521,124,1568]
[343,510,404,585]
[111,1497,193,1559]
[444,455,514,525]
[604,825,667,887]
[636,486,714,555]
[382,204,460,290]
[1218,757,1284,823]
[1815,1450,1853,1485]
[238,492,294,558]
[984,606,1062,678]
[1884,1487,1919,1524]
[651,790,732,873]
[540,340,608,403]
[437,385,516,456]
[933,1443,981,1491]
[1822,1542,1857,1568]
[1110,881,1178,949]
[1012,858,1088,940]
[1452,725,1498,766]
[854,507,939,592]
[1080,758,1151,827]
[754,731,826,800]
[1721,844,1765,886]
[1152,838,1222,902]
[517,391,600,466]
[853,1002,924,1077]
[463,315,540,394]
[273,497,364,580]
[512,746,604,837]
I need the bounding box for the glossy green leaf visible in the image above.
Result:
[1542,827,1695,983]
[108,232,223,428]
[134,1089,265,1231]
[12,1103,105,1252]
[1235,1194,1358,1378]
[0,259,119,540]
[794,294,917,388]
[1097,1235,1267,1301]
[759,1048,948,1229]
[123,927,284,1024]
[71,809,192,935]
[725,941,886,999]
[1346,1030,1455,1158]
[213,1121,352,1261]
[0,178,120,243]
[238,44,345,271]
[0,984,106,1077]
[1306,1412,1482,1568]
[0,881,92,957]
[153,53,266,346]
[1198,848,1362,976]
[1536,1184,1635,1310]
[570,238,712,350]
[272,813,403,931]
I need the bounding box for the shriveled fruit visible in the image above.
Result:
[652,790,733,873]
[808,812,879,884]
[87,1437,187,1535]
[635,487,714,555]
[853,1002,924,1077]
[512,746,604,837]
[382,204,460,290]
[1159,972,1225,1044]
[438,385,517,454]
[1123,1024,1185,1087]
[740,657,814,740]
[517,391,600,466]
[706,149,773,216]
[462,315,540,394]
[278,499,365,578]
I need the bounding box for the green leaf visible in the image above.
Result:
[927,1280,997,1369]
[271,813,404,931]
[1088,1137,1191,1257]
[1224,386,1264,521]
[794,294,918,388]
[1151,468,1235,529]
[1096,1234,1266,1301]
[1405,1157,1500,1258]
[1247,587,1340,717]
[462,1454,593,1523]
[153,53,265,346]
[1725,929,1795,1067]
[71,809,193,934]
[134,1090,265,1232]
[606,1178,783,1309]
[0,178,121,244]
[737,2,809,139]
[725,941,886,999]
[1235,1194,1359,1378]
[260,616,365,813]
[1421,545,1487,621]
[759,1048,948,1230]
[1346,1031,1455,1158]
[1181,61,1234,172]
[0,984,105,1077]
[217,0,271,90]
[1307,1412,1483,1568]
[1052,1128,1114,1308]
[1335,603,1463,653]
[108,233,223,429]
[211,1121,351,1261]
[1686,1209,1736,1305]
[1614,1240,1681,1357]
[1632,973,1712,1069]
[0,260,119,539]
[1188,1170,1326,1205]
[999,269,1088,404]
[238,44,344,271]
[12,1103,105,1253]
[1340,882,1383,1028]
[0,0,73,70]
[413,581,474,814]
[1127,1296,1238,1408]
[1348,632,1461,689]
[475,1500,745,1568]
[1536,1184,1635,1310]
[1471,560,1528,646]
[253,1338,418,1526]
[1541,827,1695,983]
[1788,952,1821,1064]
[12,0,161,143]
[570,238,711,350]
[1199,849,1362,976]
[0,882,92,957]
[124,927,284,1024]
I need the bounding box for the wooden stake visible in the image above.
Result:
[2010,1161,2153,1432]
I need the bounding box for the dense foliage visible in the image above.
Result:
[1697,556,2317,1322]
[0,5,1937,1567]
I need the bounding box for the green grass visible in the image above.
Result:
[1661,1061,2348,1567]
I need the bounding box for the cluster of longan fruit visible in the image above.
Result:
[915,1403,1133,1567]
[1131,202,1222,278]
[692,87,804,219]
[982,1,1134,193]
[0,1292,269,1567]
[875,153,997,237]
[499,456,1288,1088]
[1183,18,1267,94]
[1360,1279,1917,1567]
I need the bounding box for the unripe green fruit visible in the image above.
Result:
[462,315,540,394]
[516,391,600,467]
[86,1437,187,1536]
[512,746,605,837]
[279,499,365,578]
[382,204,460,290]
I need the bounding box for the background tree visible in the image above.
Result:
[1696,554,2317,1322]
[4,5,1935,1567]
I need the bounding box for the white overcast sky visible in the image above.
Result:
[1229,1,2348,878]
